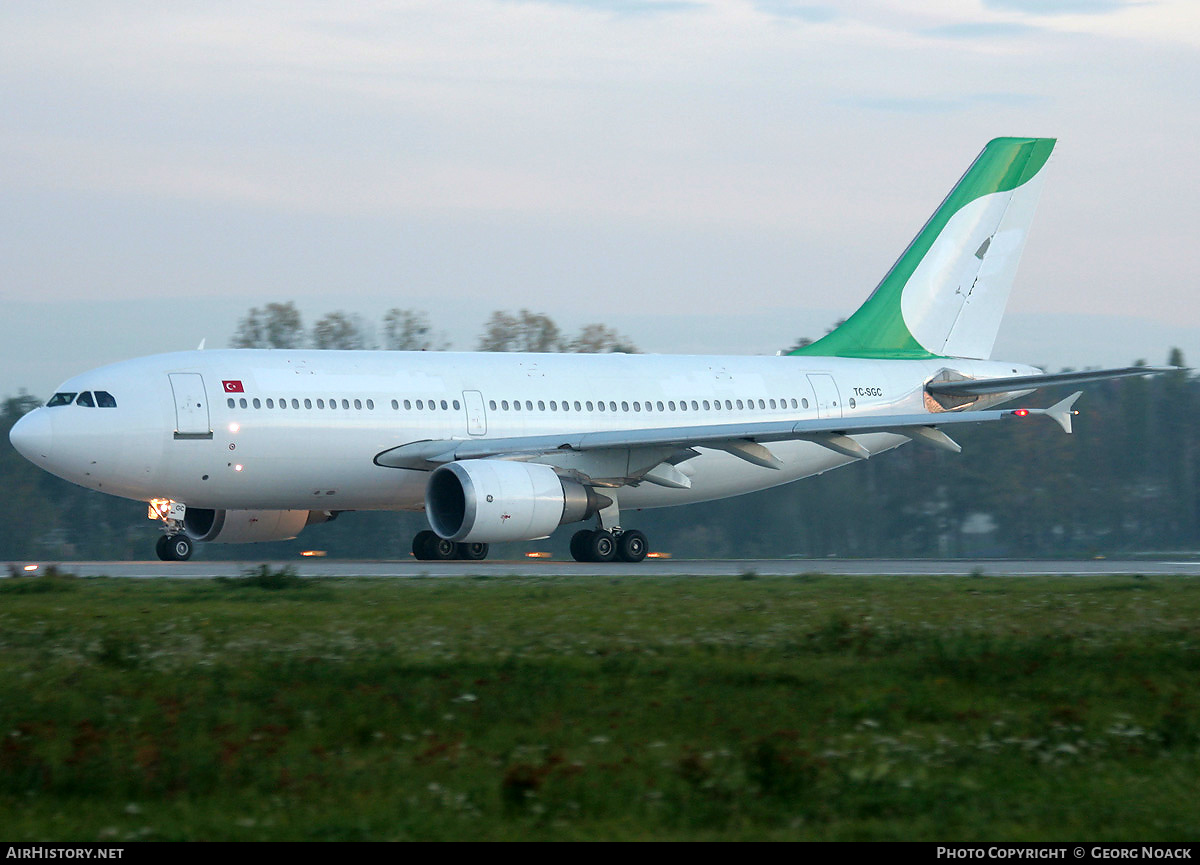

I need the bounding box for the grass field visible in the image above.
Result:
[1,568,1198,841]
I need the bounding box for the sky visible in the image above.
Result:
[3,0,1199,397]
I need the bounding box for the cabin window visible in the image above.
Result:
[736,399,743,410]
[227,398,235,408]
[403,400,411,410]
[801,398,808,409]
[633,402,641,412]
[657,401,664,411]
[304,399,313,409]
[597,401,605,412]
[47,393,77,407]
[252,398,261,409]
[452,400,460,410]
[416,400,424,410]
[240,398,248,409]
[367,399,375,410]
[524,400,532,411]
[574,401,582,411]
[266,399,274,409]
[621,401,629,412]
[668,401,676,411]
[439,400,447,410]
[501,400,509,410]
[549,401,557,411]
[537,400,545,411]
[770,399,777,409]
[341,399,349,409]
[291,399,300,409]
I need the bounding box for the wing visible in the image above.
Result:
[374,392,1083,489]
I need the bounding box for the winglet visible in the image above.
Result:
[1044,391,1082,434]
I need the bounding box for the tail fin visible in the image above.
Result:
[792,137,1055,360]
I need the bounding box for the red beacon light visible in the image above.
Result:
[1013,408,1030,417]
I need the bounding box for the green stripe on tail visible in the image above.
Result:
[792,137,1055,360]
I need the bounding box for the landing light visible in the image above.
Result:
[525,552,551,558]
[148,498,173,521]
[646,552,671,559]
[234,464,244,472]
[23,564,39,572]
[228,422,240,433]
[300,550,327,557]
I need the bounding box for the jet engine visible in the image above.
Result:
[425,459,610,543]
[183,508,336,544]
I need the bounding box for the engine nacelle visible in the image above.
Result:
[425,459,610,543]
[183,508,335,544]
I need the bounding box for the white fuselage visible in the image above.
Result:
[13,349,1038,515]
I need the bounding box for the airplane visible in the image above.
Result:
[8,137,1170,562]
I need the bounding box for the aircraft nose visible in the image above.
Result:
[9,409,53,462]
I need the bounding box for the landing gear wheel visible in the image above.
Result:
[586,530,617,563]
[616,530,648,563]
[160,534,193,562]
[428,536,458,560]
[570,529,595,562]
[412,530,438,561]
[458,542,489,561]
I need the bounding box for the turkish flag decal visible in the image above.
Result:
[222,380,245,393]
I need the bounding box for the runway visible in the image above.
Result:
[8,558,1200,578]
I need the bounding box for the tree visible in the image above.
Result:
[312,311,369,350]
[230,302,306,349]
[382,308,443,351]
[567,323,637,354]
[478,309,563,352]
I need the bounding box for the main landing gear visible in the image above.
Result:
[570,528,648,563]
[411,529,489,561]
[156,533,194,562]
[568,490,648,562]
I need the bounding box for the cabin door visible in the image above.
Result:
[169,373,212,438]
[806,374,843,419]
[463,390,487,436]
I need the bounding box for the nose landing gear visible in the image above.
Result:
[149,499,194,561]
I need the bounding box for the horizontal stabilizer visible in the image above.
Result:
[928,366,1177,397]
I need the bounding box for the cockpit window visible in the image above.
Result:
[75,392,95,407]
[95,391,117,408]
[47,392,77,407]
